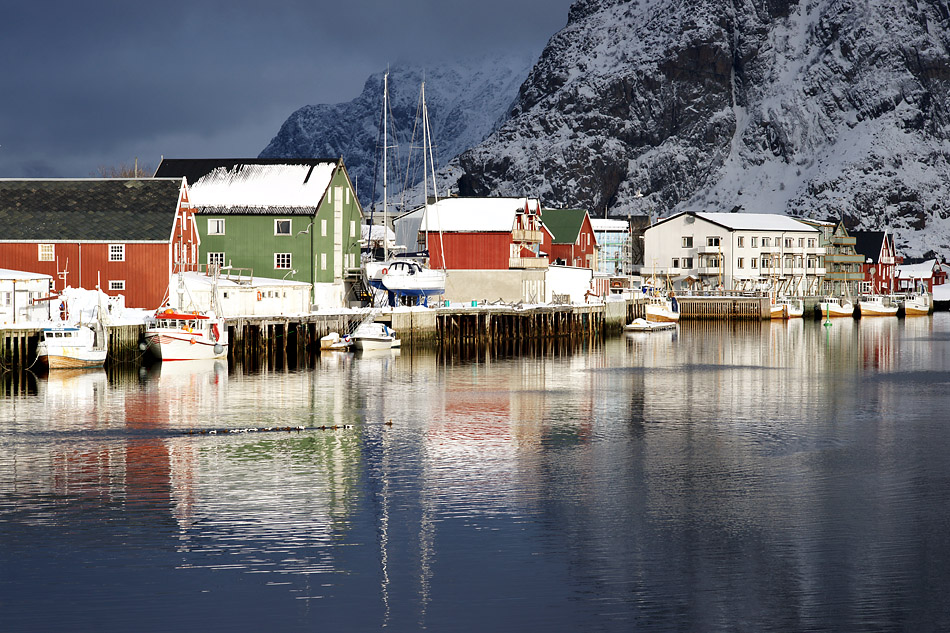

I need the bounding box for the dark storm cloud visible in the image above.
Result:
[0,0,573,178]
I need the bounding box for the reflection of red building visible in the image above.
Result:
[852,231,897,294]
[0,178,198,308]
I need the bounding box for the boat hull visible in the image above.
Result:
[645,305,680,323]
[144,332,227,360]
[625,318,676,332]
[818,302,854,318]
[38,351,107,369]
[858,304,898,317]
[353,336,397,351]
[903,303,931,316]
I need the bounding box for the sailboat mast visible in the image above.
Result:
[383,72,389,262]
[421,83,446,271]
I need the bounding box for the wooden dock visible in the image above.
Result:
[1,296,778,370]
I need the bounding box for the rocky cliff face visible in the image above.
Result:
[449,0,950,256]
[259,57,532,212]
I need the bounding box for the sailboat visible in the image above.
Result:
[363,73,446,306]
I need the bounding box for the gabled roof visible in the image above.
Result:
[896,259,938,279]
[155,159,339,215]
[650,211,818,233]
[851,231,888,262]
[0,178,184,241]
[541,208,589,244]
[418,197,541,232]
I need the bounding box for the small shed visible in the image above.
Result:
[0,268,54,325]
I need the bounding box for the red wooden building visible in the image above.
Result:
[539,208,598,269]
[416,197,547,270]
[852,231,897,294]
[0,178,197,309]
[895,259,947,292]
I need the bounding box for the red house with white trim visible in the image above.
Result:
[0,178,198,309]
[852,231,897,294]
[417,197,548,270]
[539,208,598,269]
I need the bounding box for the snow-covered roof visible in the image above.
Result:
[188,163,337,210]
[591,218,629,231]
[0,268,53,281]
[361,224,395,242]
[692,212,818,232]
[419,197,540,232]
[181,271,310,289]
[896,259,938,279]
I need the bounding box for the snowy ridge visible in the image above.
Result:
[447,0,950,257]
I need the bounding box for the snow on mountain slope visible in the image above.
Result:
[449,0,950,257]
[259,57,533,212]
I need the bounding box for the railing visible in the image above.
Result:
[512,229,543,243]
[831,236,856,245]
[509,257,549,269]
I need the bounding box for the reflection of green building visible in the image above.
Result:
[800,219,863,296]
[155,159,363,308]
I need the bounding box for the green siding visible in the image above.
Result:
[195,165,363,300]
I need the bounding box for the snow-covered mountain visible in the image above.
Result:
[447,0,950,257]
[259,57,533,213]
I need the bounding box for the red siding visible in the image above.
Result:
[0,242,170,308]
[427,232,513,269]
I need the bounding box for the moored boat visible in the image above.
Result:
[858,294,898,317]
[778,297,804,318]
[644,292,680,323]
[818,296,854,318]
[901,292,932,316]
[143,309,228,360]
[625,318,676,332]
[351,322,400,351]
[36,325,107,369]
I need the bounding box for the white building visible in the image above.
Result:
[0,269,54,325]
[643,212,825,295]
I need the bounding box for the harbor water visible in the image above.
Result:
[2,315,950,631]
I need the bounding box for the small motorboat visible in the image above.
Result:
[817,297,855,318]
[36,325,107,369]
[902,293,932,316]
[320,332,352,351]
[143,309,228,360]
[624,318,676,332]
[351,322,400,351]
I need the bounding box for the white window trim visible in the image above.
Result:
[109,244,125,262]
[208,218,226,235]
[274,219,292,236]
[109,280,126,291]
[274,252,292,269]
[38,244,55,262]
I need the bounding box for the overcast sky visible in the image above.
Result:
[0,0,575,178]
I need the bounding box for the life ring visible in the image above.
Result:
[257,291,262,301]
[59,301,68,321]
[211,323,220,341]
[381,267,389,275]
[190,339,196,345]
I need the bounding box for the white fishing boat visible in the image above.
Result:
[901,292,931,316]
[351,322,400,351]
[143,309,228,360]
[858,294,898,317]
[818,296,855,318]
[36,325,107,369]
[770,296,804,319]
[624,318,676,332]
[644,293,680,323]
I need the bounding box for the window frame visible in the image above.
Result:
[274,252,292,269]
[38,243,55,262]
[274,219,292,236]
[108,280,125,291]
[208,218,226,235]
[109,244,125,262]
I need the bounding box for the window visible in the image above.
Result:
[320,253,327,270]
[671,258,680,269]
[350,220,356,237]
[808,238,816,248]
[109,280,125,291]
[761,256,770,268]
[807,257,816,269]
[737,236,744,248]
[682,236,693,248]
[785,256,794,268]
[345,188,350,204]
[274,253,292,269]
[751,237,758,248]
[321,219,327,237]
[785,238,794,248]
[762,237,771,247]
[751,259,758,269]
[38,244,55,261]
[681,257,693,269]
[208,219,225,235]
[109,244,125,262]
[275,219,292,235]
[798,238,805,248]
[737,257,745,269]
[707,236,720,247]
[207,252,226,269]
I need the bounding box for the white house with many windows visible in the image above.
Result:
[643,212,826,295]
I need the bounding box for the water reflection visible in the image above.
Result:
[3,317,950,631]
